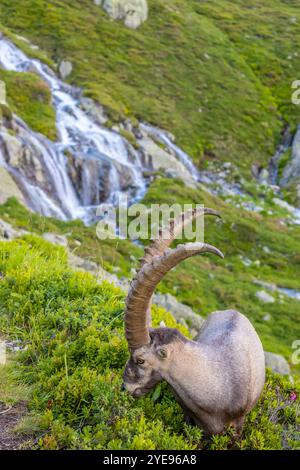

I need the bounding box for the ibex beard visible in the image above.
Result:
[122,208,265,436]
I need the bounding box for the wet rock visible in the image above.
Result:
[0,121,50,191]
[0,166,25,205]
[254,280,277,292]
[138,130,197,188]
[258,168,269,184]
[80,97,108,125]
[265,352,290,375]
[280,125,300,186]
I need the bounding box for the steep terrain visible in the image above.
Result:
[0,0,300,450]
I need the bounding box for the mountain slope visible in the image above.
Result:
[2,0,299,175]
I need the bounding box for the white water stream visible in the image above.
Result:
[0,37,148,223]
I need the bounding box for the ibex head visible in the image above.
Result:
[122,208,222,397]
[123,326,188,397]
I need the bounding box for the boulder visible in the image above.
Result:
[0,166,25,205]
[0,218,28,240]
[59,60,73,80]
[138,132,196,188]
[265,351,290,375]
[80,97,108,125]
[42,232,68,247]
[99,0,148,29]
[153,293,205,335]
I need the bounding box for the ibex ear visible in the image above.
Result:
[160,321,166,328]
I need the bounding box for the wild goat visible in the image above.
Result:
[122,208,265,436]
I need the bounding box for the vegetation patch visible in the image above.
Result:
[0,237,299,449]
[0,69,56,140]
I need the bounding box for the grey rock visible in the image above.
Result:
[59,60,73,79]
[138,128,197,188]
[153,293,205,335]
[42,232,68,247]
[0,166,25,205]
[80,97,108,125]
[281,125,300,186]
[262,313,272,322]
[0,218,28,240]
[255,290,276,304]
[265,351,290,375]
[100,0,148,29]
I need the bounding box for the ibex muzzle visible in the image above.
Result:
[123,208,265,436]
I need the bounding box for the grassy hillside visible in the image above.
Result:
[0,69,56,139]
[0,236,299,450]
[2,0,300,174]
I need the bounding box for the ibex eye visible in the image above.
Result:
[157,349,167,358]
[137,358,145,365]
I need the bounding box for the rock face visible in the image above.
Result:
[281,125,300,187]
[0,166,25,205]
[153,293,205,337]
[99,0,148,29]
[138,125,198,189]
[265,352,290,376]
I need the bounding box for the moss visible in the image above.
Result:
[0,69,56,140]
[118,128,139,149]
[0,237,299,450]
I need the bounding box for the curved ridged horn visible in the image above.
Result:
[125,242,224,351]
[140,207,220,267]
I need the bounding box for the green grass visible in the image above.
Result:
[0,69,56,140]
[0,236,299,450]
[0,0,294,175]
[0,197,142,277]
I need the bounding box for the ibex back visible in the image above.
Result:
[122,208,265,436]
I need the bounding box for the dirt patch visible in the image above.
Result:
[0,401,28,450]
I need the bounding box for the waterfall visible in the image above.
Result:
[0,37,199,224]
[0,37,146,223]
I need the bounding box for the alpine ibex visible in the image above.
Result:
[122,208,265,436]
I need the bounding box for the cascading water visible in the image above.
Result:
[0,36,199,224]
[0,37,146,223]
